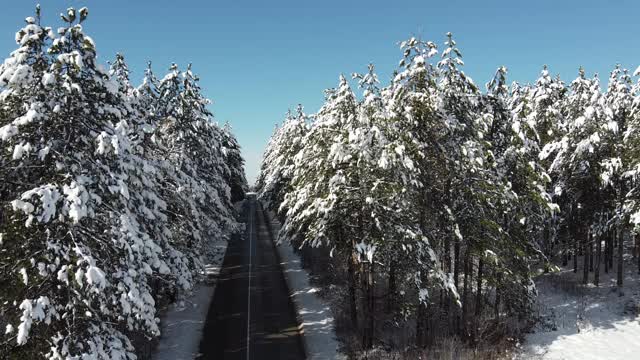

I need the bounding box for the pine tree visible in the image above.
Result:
[256,105,308,219]
[0,7,160,358]
[602,66,634,288]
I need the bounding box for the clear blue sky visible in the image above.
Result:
[1,1,638,184]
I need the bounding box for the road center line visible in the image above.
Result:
[246,201,253,360]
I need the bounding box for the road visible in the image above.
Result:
[197,197,305,360]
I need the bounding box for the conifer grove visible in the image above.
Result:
[256,32,640,353]
[0,6,247,359]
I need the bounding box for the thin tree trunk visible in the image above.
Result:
[543,224,551,273]
[387,260,396,313]
[361,261,375,349]
[454,238,460,332]
[461,251,471,338]
[348,247,358,329]
[454,240,460,289]
[589,230,594,272]
[416,203,428,347]
[583,227,590,285]
[595,232,601,286]
[609,228,614,270]
[617,226,624,288]
[573,226,579,273]
[494,271,501,321]
[635,233,640,275]
[368,262,375,348]
[474,257,484,344]
[604,230,610,273]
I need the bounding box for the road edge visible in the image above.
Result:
[260,202,345,360]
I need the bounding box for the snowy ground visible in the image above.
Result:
[519,259,640,360]
[263,206,346,360]
[152,201,245,360]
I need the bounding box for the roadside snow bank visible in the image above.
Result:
[520,261,640,360]
[152,201,242,360]
[263,205,345,360]
[152,283,216,360]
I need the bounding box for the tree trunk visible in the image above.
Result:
[368,262,375,348]
[416,199,428,346]
[494,271,501,321]
[617,226,624,288]
[636,233,640,275]
[609,228,614,270]
[454,238,460,332]
[387,260,396,313]
[543,223,551,273]
[573,227,579,273]
[474,257,484,344]
[583,227,590,285]
[461,251,471,338]
[562,222,569,266]
[589,230,594,272]
[604,230,610,273]
[348,247,358,329]
[416,303,426,347]
[595,232,601,287]
[454,240,460,289]
[361,262,375,349]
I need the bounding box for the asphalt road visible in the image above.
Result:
[197,197,305,360]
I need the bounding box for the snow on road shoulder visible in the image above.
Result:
[152,201,240,360]
[263,205,346,360]
[519,261,640,360]
[152,283,216,360]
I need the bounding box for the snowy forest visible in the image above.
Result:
[2,3,640,360]
[0,6,247,359]
[257,33,640,357]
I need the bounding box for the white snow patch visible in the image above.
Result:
[152,233,229,360]
[264,204,346,360]
[519,258,640,360]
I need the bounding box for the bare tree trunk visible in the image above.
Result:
[387,260,396,313]
[368,262,375,348]
[461,251,471,338]
[617,226,624,288]
[348,246,358,329]
[595,232,601,286]
[494,271,501,321]
[562,223,569,266]
[474,257,484,344]
[604,230,610,274]
[361,262,375,349]
[416,304,426,347]
[589,230,594,272]
[573,228,579,273]
[583,227,590,285]
[416,203,428,347]
[636,233,640,275]
[609,228,614,270]
[454,238,460,332]
[543,224,551,273]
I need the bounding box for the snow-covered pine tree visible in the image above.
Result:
[386,35,463,344]
[511,66,566,267]
[155,63,236,276]
[221,122,248,202]
[473,67,547,329]
[626,66,640,275]
[350,63,439,348]
[0,7,162,358]
[543,68,605,284]
[0,7,244,358]
[602,66,635,288]
[256,105,308,219]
